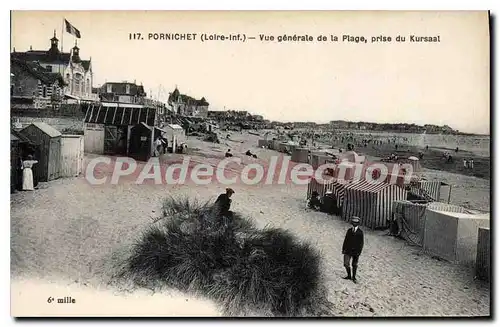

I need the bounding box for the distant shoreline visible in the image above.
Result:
[318,129,490,137]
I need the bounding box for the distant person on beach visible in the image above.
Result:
[463,159,468,168]
[225,149,233,157]
[342,217,364,283]
[308,191,322,211]
[161,136,168,154]
[154,137,162,156]
[455,147,459,153]
[470,159,474,169]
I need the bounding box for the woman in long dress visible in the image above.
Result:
[22,155,38,191]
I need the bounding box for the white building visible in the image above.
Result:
[11,31,98,103]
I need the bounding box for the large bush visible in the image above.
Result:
[121,196,332,316]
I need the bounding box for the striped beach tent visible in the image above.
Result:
[419,180,442,201]
[342,180,407,229]
[307,178,349,207]
[408,180,443,202]
[328,179,349,207]
[307,177,325,200]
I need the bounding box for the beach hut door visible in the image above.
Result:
[104,126,118,154]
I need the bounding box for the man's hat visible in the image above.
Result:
[351,216,360,223]
[226,188,235,194]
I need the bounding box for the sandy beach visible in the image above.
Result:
[11,131,490,317]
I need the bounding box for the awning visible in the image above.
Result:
[64,94,80,100]
[84,103,156,126]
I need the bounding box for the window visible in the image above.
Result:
[126,84,130,94]
[10,85,13,96]
[74,73,82,94]
[46,65,52,72]
[107,84,112,93]
[42,86,47,98]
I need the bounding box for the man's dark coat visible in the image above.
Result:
[342,227,364,256]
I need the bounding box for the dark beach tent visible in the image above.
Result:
[10,133,20,193]
[19,122,62,182]
[11,129,40,190]
[129,122,154,162]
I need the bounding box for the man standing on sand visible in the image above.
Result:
[342,217,364,283]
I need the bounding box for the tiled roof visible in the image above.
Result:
[27,122,62,138]
[100,82,146,96]
[84,103,156,126]
[11,58,66,86]
[11,50,71,65]
[11,50,91,72]
[11,129,35,144]
[168,87,209,106]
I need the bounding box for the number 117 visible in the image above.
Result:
[129,33,142,40]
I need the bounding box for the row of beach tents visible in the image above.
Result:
[259,138,490,281]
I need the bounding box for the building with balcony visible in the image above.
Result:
[97,81,147,104]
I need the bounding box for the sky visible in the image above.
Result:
[11,11,490,134]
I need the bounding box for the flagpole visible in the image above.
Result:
[61,18,64,53]
[61,18,64,97]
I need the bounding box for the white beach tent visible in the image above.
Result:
[164,124,185,151]
[423,209,489,266]
[392,201,474,247]
[338,150,364,164]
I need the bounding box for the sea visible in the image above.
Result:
[350,131,490,157]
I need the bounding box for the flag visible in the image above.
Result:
[64,19,81,38]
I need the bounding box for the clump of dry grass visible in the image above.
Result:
[120,196,333,317]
